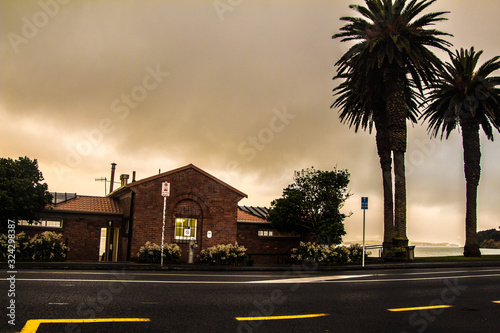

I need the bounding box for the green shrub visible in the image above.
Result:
[198,243,247,266]
[136,241,181,264]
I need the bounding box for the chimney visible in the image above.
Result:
[120,174,130,187]
[109,163,117,193]
[132,171,136,182]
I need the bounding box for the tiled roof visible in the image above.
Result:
[51,195,122,214]
[238,206,269,223]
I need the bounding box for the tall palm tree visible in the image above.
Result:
[332,65,420,254]
[421,47,500,257]
[333,0,452,247]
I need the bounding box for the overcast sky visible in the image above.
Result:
[1,0,499,245]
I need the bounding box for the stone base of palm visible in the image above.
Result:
[463,243,481,257]
[392,237,409,247]
[381,242,394,259]
[382,238,410,259]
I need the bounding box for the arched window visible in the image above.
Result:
[173,199,202,243]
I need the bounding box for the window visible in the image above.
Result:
[175,218,197,241]
[18,219,63,228]
[258,229,298,238]
[258,230,273,237]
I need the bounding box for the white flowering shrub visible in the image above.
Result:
[30,231,68,261]
[136,241,181,264]
[290,242,369,264]
[0,231,68,262]
[347,243,365,263]
[198,243,247,266]
[0,233,10,261]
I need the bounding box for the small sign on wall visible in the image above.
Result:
[184,227,191,237]
[207,231,212,239]
[161,182,170,197]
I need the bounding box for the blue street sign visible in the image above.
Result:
[361,197,368,210]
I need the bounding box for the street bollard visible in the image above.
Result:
[188,239,198,264]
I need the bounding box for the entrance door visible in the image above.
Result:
[98,227,119,261]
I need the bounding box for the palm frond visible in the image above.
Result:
[421,47,500,141]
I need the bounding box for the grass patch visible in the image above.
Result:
[415,255,500,262]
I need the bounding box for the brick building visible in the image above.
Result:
[19,164,301,264]
[237,206,300,264]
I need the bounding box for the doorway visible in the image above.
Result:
[99,227,119,261]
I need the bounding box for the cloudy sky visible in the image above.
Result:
[1,0,499,245]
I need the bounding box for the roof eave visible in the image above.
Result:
[44,208,123,216]
[108,164,248,199]
[237,220,272,224]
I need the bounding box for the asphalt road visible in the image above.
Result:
[2,267,500,333]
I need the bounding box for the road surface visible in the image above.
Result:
[2,266,500,332]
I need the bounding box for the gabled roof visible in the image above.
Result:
[108,164,247,198]
[49,195,122,215]
[238,205,269,223]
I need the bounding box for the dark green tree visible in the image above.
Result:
[333,0,452,246]
[0,157,53,232]
[421,47,500,257]
[267,167,351,245]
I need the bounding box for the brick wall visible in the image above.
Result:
[19,213,123,261]
[124,167,244,262]
[237,222,300,265]
[116,192,132,261]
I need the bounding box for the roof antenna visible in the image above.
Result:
[96,163,120,195]
[95,177,108,195]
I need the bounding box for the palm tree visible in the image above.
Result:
[421,47,500,257]
[332,64,420,254]
[333,0,452,247]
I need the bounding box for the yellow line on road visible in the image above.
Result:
[387,305,452,312]
[21,318,150,333]
[235,313,329,321]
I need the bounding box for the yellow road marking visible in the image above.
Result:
[21,318,150,333]
[235,313,329,321]
[388,305,452,312]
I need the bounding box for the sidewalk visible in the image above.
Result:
[5,258,500,272]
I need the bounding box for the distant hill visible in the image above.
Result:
[343,241,460,247]
[409,242,459,247]
[478,229,500,249]
[343,240,381,246]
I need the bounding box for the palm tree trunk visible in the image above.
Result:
[461,120,481,257]
[375,115,394,255]
[384,68,408,246]
[393,150,407,243]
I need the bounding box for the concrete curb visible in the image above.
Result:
[5,259,500,272]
